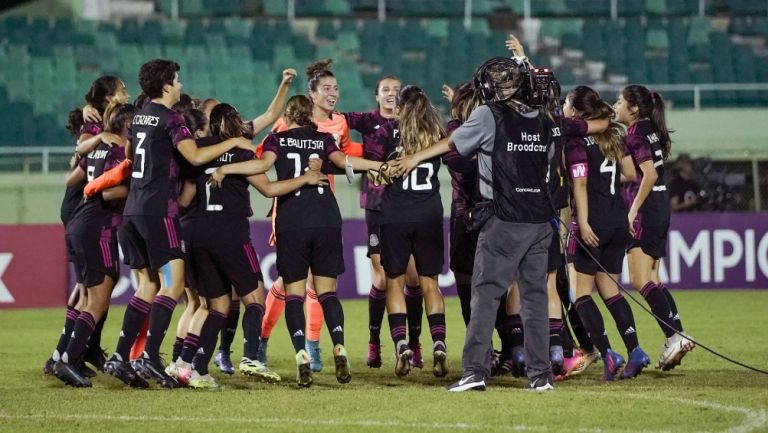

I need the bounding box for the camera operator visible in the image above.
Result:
[394,51,561,391]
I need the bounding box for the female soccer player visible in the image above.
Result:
[614,85,694,371]
[258,59,361,372]
[44,76,130,375]
[211,95,383,386]
[343,75,425,370]
[565,86,652,380]
[53,103,136,387]
[373,86,449,379]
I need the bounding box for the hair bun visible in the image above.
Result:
[305,59,333,77]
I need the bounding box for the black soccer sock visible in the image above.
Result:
[388,313,407,345]
[53,307,79,361]
[196,310,227,375]
[319,292,345,347]
[143,295,177,360]
[574,295,611,357]
[284,295,306,353]
[62,311,96,364]
[497,315,515,358]
[567,305,593,351]
[509,314,525,348]
[640,282,676,338]
[367,286,386,345]
[219,299,240,352]
[404,285,423,344]
[242,303,265,360]
[549,318,563,348]
[658,284,684,332]
[605,294,639,352]
[88,309,107,351]
[172,337,184,362]
[179,333,201,364]
[115,297,151,361]
[427,313,446,345]
[560,307,576,357]
[456,282,472,326]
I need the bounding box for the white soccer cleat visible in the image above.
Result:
[656,333,695,371]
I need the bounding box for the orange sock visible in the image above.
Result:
[130,316,149,361]
[261,279,285,339]
[306,285,324,341]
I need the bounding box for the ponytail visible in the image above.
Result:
[621,85,673,160]
[209,103,250,140]
[397,85,445,155]
[102,99,120,132]
[284,95,317,129]
[649,91,672,160]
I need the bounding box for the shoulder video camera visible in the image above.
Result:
[474,57,560,109]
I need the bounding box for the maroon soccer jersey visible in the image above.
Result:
[124,102,193,217]
[344,109,393,210]
[443,119,479,213]
[73,141,128,227]
[262,126,342,233]
[623,118,670,224]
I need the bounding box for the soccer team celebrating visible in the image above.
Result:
[43,35,695,390]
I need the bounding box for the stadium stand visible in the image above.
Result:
[0,0,767,145]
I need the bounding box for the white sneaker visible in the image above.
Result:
[656,333,695,371]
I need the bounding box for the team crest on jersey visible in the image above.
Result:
[369,234,379,247]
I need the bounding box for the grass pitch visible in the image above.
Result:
[1,290,766,433]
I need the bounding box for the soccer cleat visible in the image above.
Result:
[510,346,526,378]
[602,349,626,381]
[165,359,193,385]
[43,358,56,375]
[562,350,586,378]
[53,361,92,388]
[447,372,486,392]
[305,340,323,372]
[295,350,313,388]
[333,345,352,384]
[620,347,651,379]
[255,338,268,365]
[409,342,424,369]
[366,343,382,368]
[550,345,565,377]
[188,371,220,390]
[528,375,555,391]
[239,357,281,383]
[432,341,449,378]
[83,347,107,372]
[214,350,235,375]
[103,355,149,388]
[394,340,413,377]
[133,355,179,389]
[77,361,97,378]
[490,350,501,373]
[656,333,695,371]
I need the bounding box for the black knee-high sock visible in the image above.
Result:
[179,333,201,364]
[319,292,345,347]
[456,282,472,326]
[242,303,265,359]
[196,310,227,375]
[567,305,593,351]
[88,309,107,352]
[549,318,563,348]
[427,313,446,345]
[497,315,515,358]
[54,307,79,361]
[144,295,177,360]
[388,313,407,345]
[62,311,97,364]
[509,314,524,348]
[404,285,423,344]
[574,295,611,357]
[367,286,386,344]
[560,306,576,357]
[658,284,683,331]
[605,294,639,352]
[284,295,306,353]
[494,296,506,352]
[115,297,152,360]
[172,337,184,362]
[640,282,676,337]
[219,299,240,352]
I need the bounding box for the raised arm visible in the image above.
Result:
[251,69,297,135]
